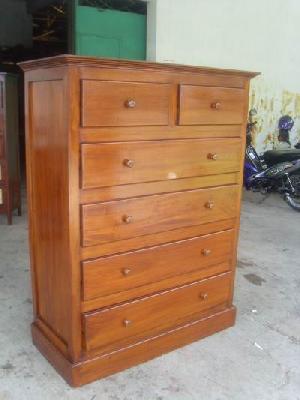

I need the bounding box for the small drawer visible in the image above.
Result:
[82,229,234,301]
[81,138,242,189]
[83,272,232,353]
[81,80,172,127]
[81,185,238,247]
[179,85,245,125]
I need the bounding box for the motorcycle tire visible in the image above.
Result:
[284,193,300,212]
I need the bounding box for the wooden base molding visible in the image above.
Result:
[32,306,236,387]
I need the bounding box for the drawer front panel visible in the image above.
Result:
[81,185,238,247]
[179,85,245,125]
[81,139,242,189]
[81,80,172,127]
[83,273,232,352]
[83,230,234,301]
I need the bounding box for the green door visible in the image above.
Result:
[73,2,146,60]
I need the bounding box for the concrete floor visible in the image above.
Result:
[0,190,300,400]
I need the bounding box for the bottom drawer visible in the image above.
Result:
[83,272,232,354]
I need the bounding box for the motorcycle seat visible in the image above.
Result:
[264,149,300,166]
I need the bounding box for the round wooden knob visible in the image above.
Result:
[123,319,132,327]
[123,159,135,168]
[122,268,132,276]
[202,249,211,256]
[205,201,214,209]
[199,293,208,301]
[125,99,136,108]
[122,215,133,224]
[207,153,218,161]
[211,102,221,110]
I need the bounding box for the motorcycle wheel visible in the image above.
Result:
[284,193,300,211]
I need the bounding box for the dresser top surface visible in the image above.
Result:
[19,54,259,78]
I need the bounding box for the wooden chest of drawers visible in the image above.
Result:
[20,55,257,386]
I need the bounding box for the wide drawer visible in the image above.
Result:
[81,139,242,189]
[83,272,232,353]
[82,229,234,301]
[179,85,245,125]
[81,185,238,247]
[81,80,172,127]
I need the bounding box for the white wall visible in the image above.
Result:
[147,0,300,152]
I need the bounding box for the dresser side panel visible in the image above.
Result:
[26,75,71,345]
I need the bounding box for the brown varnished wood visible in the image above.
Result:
[80,219,236,260]
[81,139,242,189]
[20,55,258,386]
[0,73,21,224]
[81,80,173,127]
[65,67,82,362]
[24,67,82,362]
[179,85,245,125]
[31,323,74,385]
[82,229,234,302]
[82,185,239,247]
[28,78,70,343]
[35,318,68,358]
[82,260,231,312]
[79,67,247,89]
[32,307,236,387]
[20,54,259,78]
[83,272,232,354]
[23,70,38,319]
[80,172,239,204]
[80,124,242,143]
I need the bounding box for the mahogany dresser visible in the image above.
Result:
[20,55,257,386]
[0,73,21,224]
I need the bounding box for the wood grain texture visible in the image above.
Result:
[32,307,236,387]
[0,73,21,224]
[179,85,245,125]
[82,229,234,301]
[81,139,242,189]
[80,219,236,260]
[80,124,243,143]
[81,80,173,127]
[80,172,239,204]
[65,67,82,361]
[83,272,232,353]
[20,55,257,386]
[82,262,232,312]
[19,54,259,78]
[23,66,83,364]
[28,79,70,343]
[82,185,239,247]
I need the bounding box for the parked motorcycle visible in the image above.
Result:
[263,115,300,166]
[244,115,300,211]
